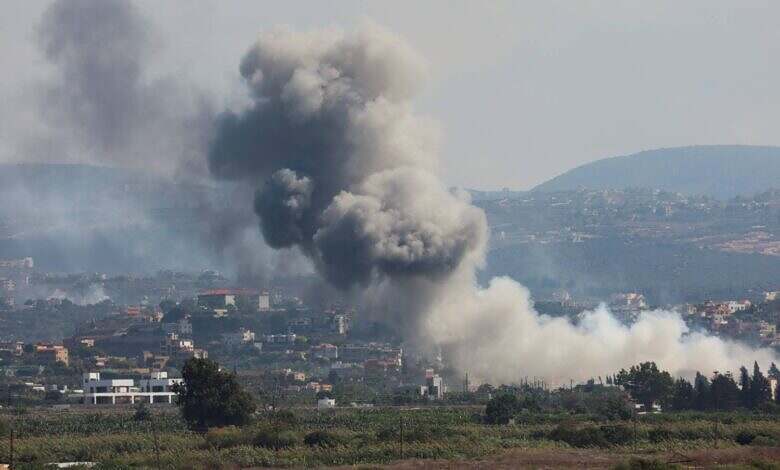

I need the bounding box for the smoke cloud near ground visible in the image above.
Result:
[210,23,778,383]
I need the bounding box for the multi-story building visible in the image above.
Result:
[259,291,271,311]
[35,343,69,366]
[82,371,182,405]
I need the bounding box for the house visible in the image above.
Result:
[36,344,69,366]
[317,397,336,410]
[312,343,338,360]
[82,371,182,405]
[222,328,256,347]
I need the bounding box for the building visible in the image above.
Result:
[36,344,69,366]
[198,288,267,313]
[426,373,446,399]
[259,291,271,311]
[317,397,336,409]
[222,328,256,347]
[609,292,648,310]
[312,343,338,360]
[197,289,237,312]
[0,257,33,269]
[333,314,349,335]
[162,319,193,337]
[125,306,143,317]
[263,333,297,344]
[82,371,182,405]
[726,300,751,314]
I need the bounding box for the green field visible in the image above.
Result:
[2,407,780,469]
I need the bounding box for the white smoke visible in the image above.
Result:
[209,22,778,384]
[49,283,110,306]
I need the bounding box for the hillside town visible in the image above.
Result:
[2,253,780,411]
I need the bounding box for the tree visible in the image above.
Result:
[693,372,710,411]
[173,358,256,430]
[614,362,674,410]
[710,372,740,410]
[769,362,780,381]
[739,366,751,408]
[671,377,694,411]
[484,393,519,424]
[162,306,187,324]
[750,362,772,409]
[133,401,151,422]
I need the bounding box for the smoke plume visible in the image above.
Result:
[210,23,778,383]
[8,0,306,280]
[37,0,212,176]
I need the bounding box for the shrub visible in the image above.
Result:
[132,402,151,422]
[600,423,634,446]
[484,394,519,424]
[271,409,298,425]
[304,430,348,447]
[750,435,778,447]
[548,422,609,448]
[735,430,757,445]
[253,428,300,449]
[613,457,680,470]
[204,426,248,449]
[648,428,673,443]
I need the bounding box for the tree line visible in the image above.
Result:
[613,361,780,412]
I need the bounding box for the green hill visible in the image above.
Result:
[533,145,780,199]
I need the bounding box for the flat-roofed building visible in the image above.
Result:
[82,371,182,405]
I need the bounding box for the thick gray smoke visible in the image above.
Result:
[209,24,485,289]
[6,0,301,281]
[211,23,778,384]
[37,0,211,176]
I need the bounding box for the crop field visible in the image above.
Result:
[1,407,780,469]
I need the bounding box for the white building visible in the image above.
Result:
[259,291,271,311]
[726,300,751,314]
[82,371,181,405]
[263,333,296,344]
[162,319,192,337]
[317,397,336,410]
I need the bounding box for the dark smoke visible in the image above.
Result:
[38,0,212,177]
[209,24,486,289]
[11,0,305,281]
[208,23,778,384]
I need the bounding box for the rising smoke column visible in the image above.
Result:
[38,0,211,176]
[27,0,299,280]
[208,24,486,290]
[210,23,777,383]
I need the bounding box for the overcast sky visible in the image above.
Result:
[2,1,779,190]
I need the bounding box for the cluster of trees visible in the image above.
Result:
[614,361,780,412]
[174,358,256,430]
[483,383,634,424]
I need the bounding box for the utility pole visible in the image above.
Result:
[150,409,162,469]
[399,414,404,460]
[9,428,14,470]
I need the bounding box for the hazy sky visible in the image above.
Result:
[2,1,779,190]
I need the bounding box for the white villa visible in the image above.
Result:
[82,371,182,405]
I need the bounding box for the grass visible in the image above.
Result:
[0,408,778,468]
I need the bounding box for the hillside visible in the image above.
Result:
[533,145,780,199]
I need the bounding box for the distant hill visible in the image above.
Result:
[533,145,780,199]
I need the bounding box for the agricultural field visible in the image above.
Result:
[1,407,780,469]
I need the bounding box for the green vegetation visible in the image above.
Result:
[1,407,780,468]
[174,358,256,430]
